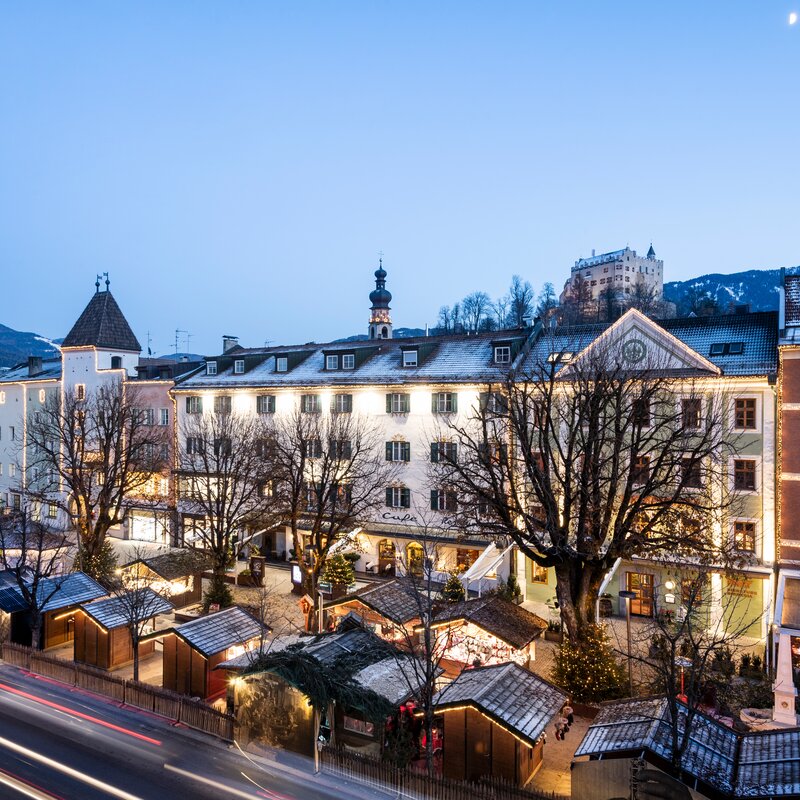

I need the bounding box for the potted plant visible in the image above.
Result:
[545,619,563,643]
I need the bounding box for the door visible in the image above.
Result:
[626,572,654,616]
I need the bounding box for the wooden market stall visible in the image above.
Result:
[162,605,265,699]
[431,662,566,786]
[73,589,173,670]
[121,551,209,609]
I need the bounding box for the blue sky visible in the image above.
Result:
[1,2,798,354]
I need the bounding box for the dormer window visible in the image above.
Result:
[234,360,245,374]
[494,346,511,365]
[326,355,339,370]
[402,350,418,368]
[276,357,288,373]
[342,354,355,370]
[206,362,218,376]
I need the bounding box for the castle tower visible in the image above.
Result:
[368,259,393,339]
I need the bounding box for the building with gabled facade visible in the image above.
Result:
[0,278,202,544]
[172,264,780,654]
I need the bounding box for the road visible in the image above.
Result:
[0,664,377,800]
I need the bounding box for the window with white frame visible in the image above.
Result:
[332,393,352,413]
[257,395,276,414]
[402,349,418,367]
[325,355,339,370]
[494,346,511,364]
[234,360,245,374]
[430,441,458,463]
[386,393,410,413]
[142,408,155,426]
[681,398,702,429]
[186,436,204,455]
[206,362,218,376]
[159,408,169,426]
[276,357,288,373]
[430,488,457,512]
[186,396,203,414]
[432,392,457,413]
[385,486,411,508]
[301,394,320,413]
[214,395,232,414]
[47,504,57,519]
[342,354,355,370]
[385,441,410,462]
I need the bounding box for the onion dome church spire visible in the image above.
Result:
[368,258,393,339]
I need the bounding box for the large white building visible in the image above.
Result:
[561,244,664,305]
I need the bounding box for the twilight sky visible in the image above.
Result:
[1,2,798,355]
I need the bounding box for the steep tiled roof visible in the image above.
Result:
[432,662,566,747]
[429,595,547,649]
[62,291,141,352]
[575,697,800,797]
[172,605,265,657]
[176,329,532,389]
[124,551,212,581]
[325,580,422,625]
[80,589,173,630]
[0,571,106,614]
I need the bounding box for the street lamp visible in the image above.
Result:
[619,590,636,696]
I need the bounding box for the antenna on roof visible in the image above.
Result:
[175,329,187,356]
[146,331,152,357]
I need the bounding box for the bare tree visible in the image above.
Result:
[629,282,660,316]
[436,305,453,334]
[0,506,71,648]
[269,407,394,630]
[26,383,169,580]
[507,275,535,327]
[177,406,280,607]
[109,551,174,681]
[535,281,558,321]
[435,335,742,644]
[492,294,511,329]
[621,560,765,777]
[561,274,595,324]
[461,291,492,332]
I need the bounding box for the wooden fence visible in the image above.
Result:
[0,642,235,741]
[321,747,569,800]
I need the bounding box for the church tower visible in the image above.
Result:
[368,259,393,339]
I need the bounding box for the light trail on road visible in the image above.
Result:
[0,734,145,800]
[0,680,162,745]
[0,767,65,800]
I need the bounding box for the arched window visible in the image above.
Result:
[406,542,424,576]
[381,326,388,338]
[377,539,396,576]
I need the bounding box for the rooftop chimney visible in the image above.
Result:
[592,249,596,257]
[28,356,43,377]
[222,335,239,353]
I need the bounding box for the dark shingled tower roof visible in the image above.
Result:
[62,289,141,352]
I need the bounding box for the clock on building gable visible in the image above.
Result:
[621,338,647,364]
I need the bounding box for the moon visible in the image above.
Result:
[791,11,798,25]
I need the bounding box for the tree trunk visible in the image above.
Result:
[132,639,139,682]
[30,616,43,650]
[554,563,605,641]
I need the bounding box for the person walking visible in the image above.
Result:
[554,719,564,740]
[564,702,574,726]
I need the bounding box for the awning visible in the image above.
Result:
[461,543,513,590]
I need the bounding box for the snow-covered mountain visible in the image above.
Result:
[0,324,59,369]
[664,269,785,315]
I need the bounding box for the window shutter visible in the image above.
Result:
[430,490,438,510]
[386,394,392,413]
[431,393,438,413]
[402,488,410,507]
[402,442,410,462]
[386,488,393,507]
[430,442,439,463]
[479,392,488,410]
[185,397,190,412]
[451,394,458,413]
[385,442,393,461]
